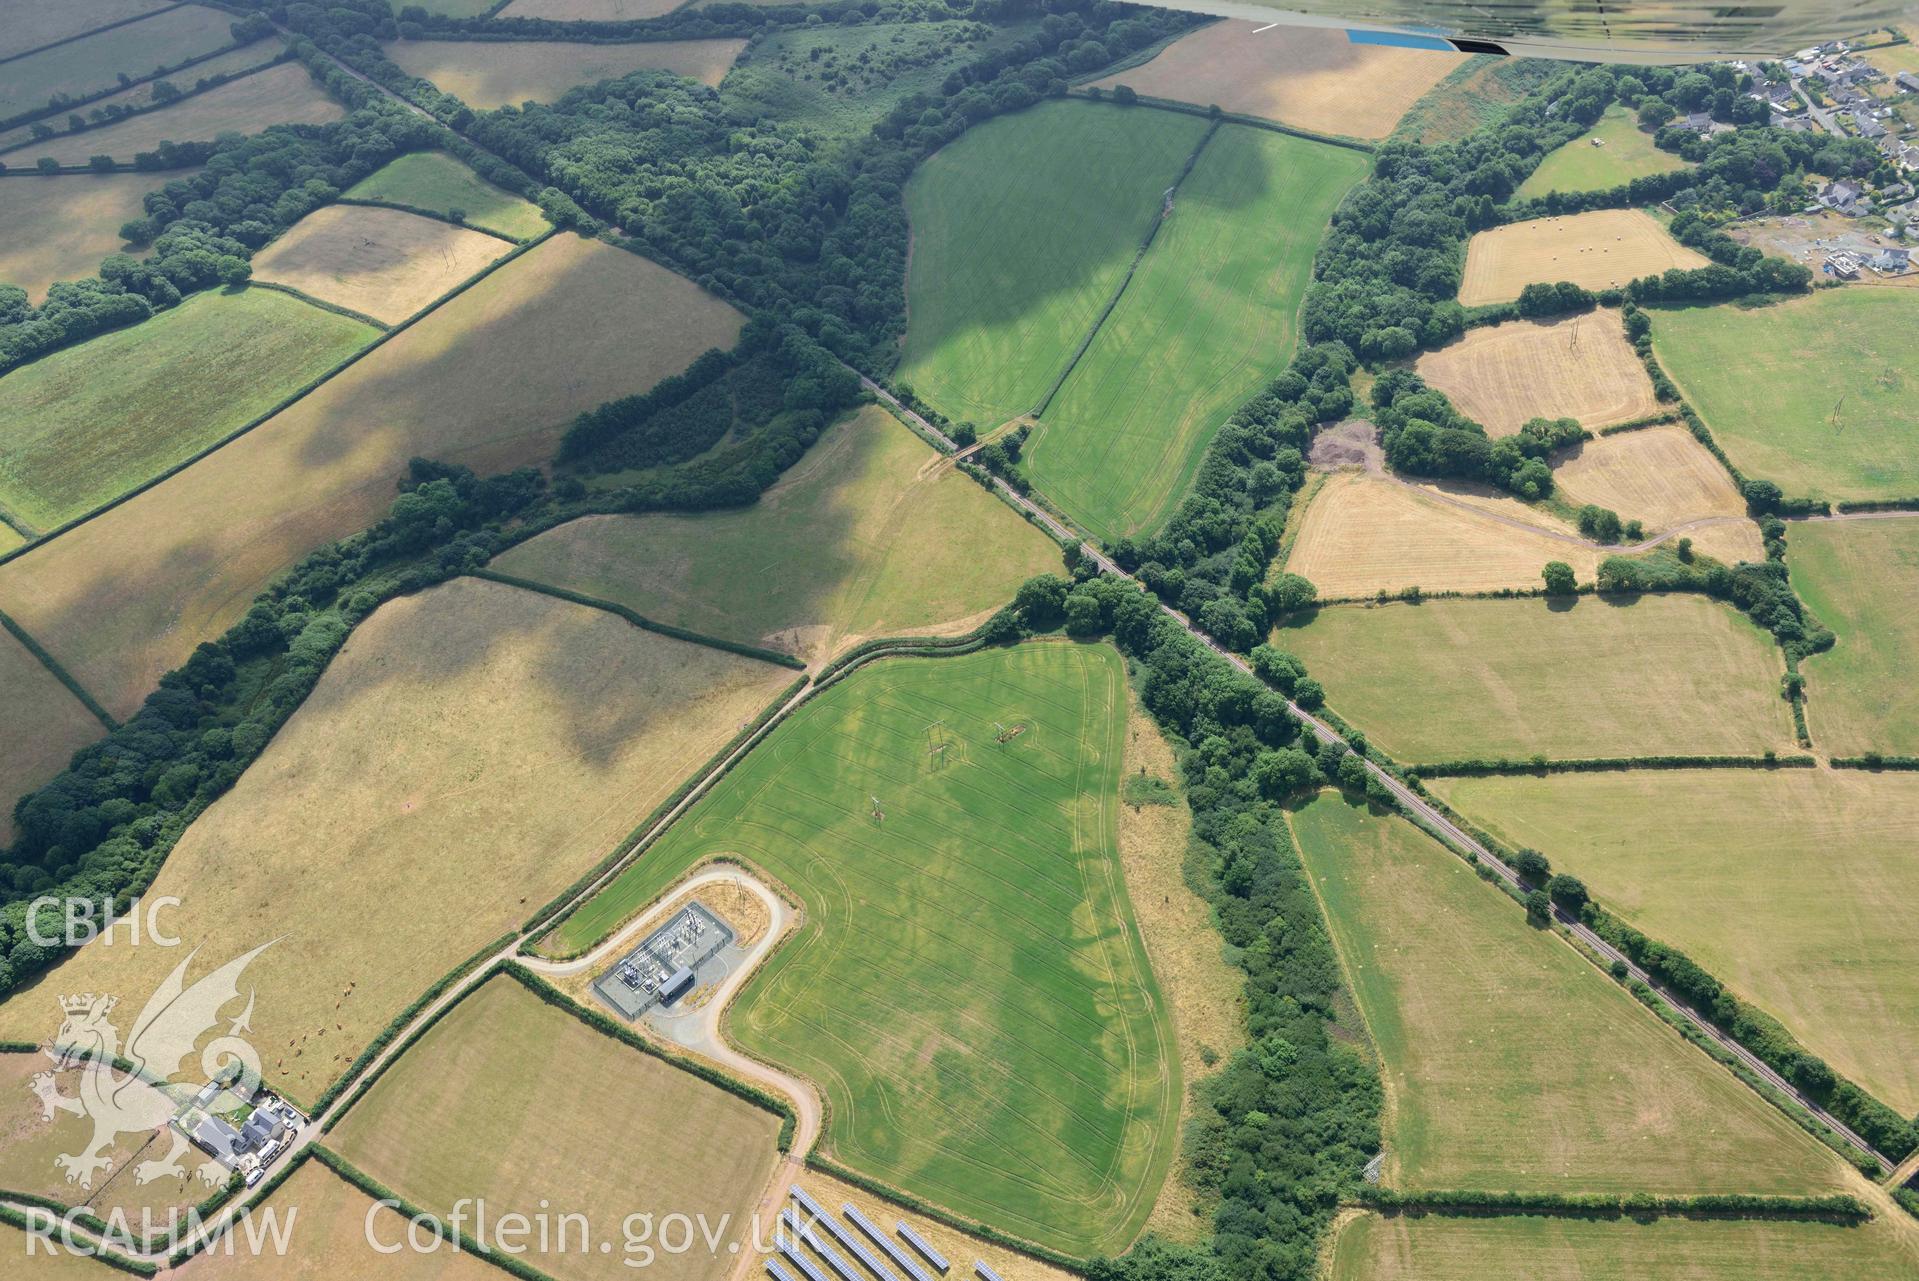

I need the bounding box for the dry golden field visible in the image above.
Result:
[28,63,344,164]
[1552,424,1765,563]
[332,976,781,1281]
[0,0,169,61]
[1458,210,1709,306]
[498,0,681,16]
[0,626,105,845]
[250,204,515,324]
[0,1220,128,1277]
[0,578,795,1107]
[0,42,281,152]
[179,1162,511,1281]
[1414,310,1660,436]
[386,38,746,107]
[0,234,744,719]
[494,406,1059,663]
[0,1054,205,1227]
[1086,22,1465,140]
[0,172,181,301]
[1284,471,1598,598]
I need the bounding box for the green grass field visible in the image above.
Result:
[1329,1211,1919,1279]
[1276,597,1794,763]
[720,21,1033,141]
[1790,517,1919,756]
[1514,104,1687,198]
[0,4,241,120]
[344,150,549,241]
[1291,793,1856,1195]
[492,404,1059,663]
[896,100,1207,429]
[1028,125,1366,541]
[0,286,375,530]
[1653,291,1919,502]
[546,643,1177,1257]
[1429,767,1919,1115]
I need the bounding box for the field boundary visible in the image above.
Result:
[0,229,557,571]
[468,568,807,669]
[0,1200,156,1276]
[0,49,293,158]
[1407,753,1816,778]
[1029,117,1219,420]
[0,602,118,729]
[1353,1187,1872,1224]
[244,278,392,330]
[1065,86,1378,154]
[0,2,192,71]
[333,194,527,244]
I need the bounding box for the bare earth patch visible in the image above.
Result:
[1087,22,1465,141]
[1552,424,1764,563]
[0,578,795,1109]
[1285,470,1598,599]
[1459,210,1709,307]
[250,204,515,324]
[0,234,744,719]
[1416,310,1660,436]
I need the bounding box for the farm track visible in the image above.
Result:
[859,377,1899,1177]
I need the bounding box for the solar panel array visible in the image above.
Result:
[789,1188,899,1281]
[778,1232,832,1281]
[782,1210,865,1281]
[973,1264,1004,1281]
[843,1204,936,1281]
[767,1260,801,1281]
[896,1222,950,1274]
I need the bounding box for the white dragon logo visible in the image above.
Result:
[31,943,273,1190]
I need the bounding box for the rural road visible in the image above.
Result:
[860,378,1898,1175]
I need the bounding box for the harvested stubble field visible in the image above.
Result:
[1514,104,1688,198]
[1278,595,1793,762]
[180,1162,510,1280]
[0,42,281,153]
[0,169,170,302]
[897,100,1207,427]
[1458,209,1708,307]
[0,234,744,719]
[0,577,796,1107]
[499,0,682,17]
[1328,1210,1919,1280]
[1413,310,1659,437]
[0,1054,206,1227]
[0,0,169,62]
[1551,424,1764,563]
[1086,22,1465,140]
[0,1221,126,1277]
[1283,470,1599,599]
[0,4,239,121]
[27,62,344,164]
[1792,517,1919,755]
[251,204,515,324]
[344,150,548,241]
[1652,290,1919,502]
[1031,125,1368,541]
[332,977,781,1281]
[494,405,1058,663]
[0,627,106,844]
[0,285,376,531]
[385,38,747,108]
[1432,767,1919,1114]
[548,644,1178,1258]
[1291,794,1859,1196]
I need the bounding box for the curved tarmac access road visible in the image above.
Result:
[522,868,822,1281]
[858,374,1898,1175]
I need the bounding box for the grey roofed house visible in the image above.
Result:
[1870,246,1911,271]
[238,1110,287,1153]
[1683,111,1714,132]
[1900,72,1919,93]
[190,1116,244,1166]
